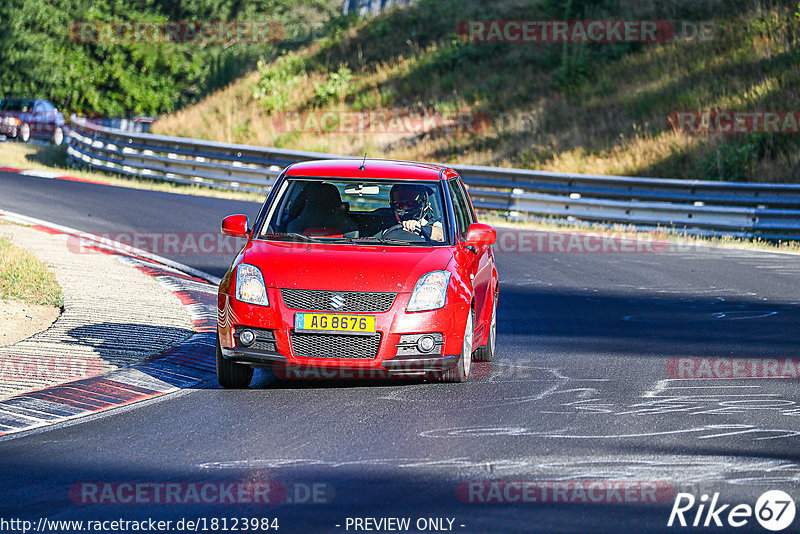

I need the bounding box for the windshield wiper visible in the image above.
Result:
[261,232,323,242]
[347,236,414,245]
[262,233,416,246]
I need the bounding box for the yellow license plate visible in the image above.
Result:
[294,313,376,334]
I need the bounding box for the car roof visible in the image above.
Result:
[284,159,457,182]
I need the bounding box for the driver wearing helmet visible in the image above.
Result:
[388,184,444,242]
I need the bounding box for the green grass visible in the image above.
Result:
[0,227,63,307]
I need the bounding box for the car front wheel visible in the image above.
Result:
[216,335,253,389]
[19,123,30,143]
[51,126,64,146]
[442,311,473,383]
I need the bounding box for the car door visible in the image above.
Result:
[448,177,492,329]
[457,178,493,327]
[41,101,57,138]
[31,101,49,139]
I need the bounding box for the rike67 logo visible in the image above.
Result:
[668,490,796,531]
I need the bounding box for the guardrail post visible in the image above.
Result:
[509,188,524,219]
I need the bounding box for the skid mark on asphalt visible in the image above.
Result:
[562,378,800,421]
[377,366,587,411]
[195,455,800,490]
[635,379,800,416]
[405,370,800,445]
[419,424,800,441]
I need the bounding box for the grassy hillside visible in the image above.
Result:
[154,0,800,182]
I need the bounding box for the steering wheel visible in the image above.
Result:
[381,224,429,243]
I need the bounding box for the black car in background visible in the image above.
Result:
[0,98,66,145]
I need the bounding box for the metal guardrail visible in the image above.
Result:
[66,115,800,240]
[84,117,154,133]
[342,0,414,16]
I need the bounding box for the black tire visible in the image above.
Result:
[442,311,473,383]
[216,335,253,389]
[474,296,497,362]
[51,126,64,146]
[19,123,30,143]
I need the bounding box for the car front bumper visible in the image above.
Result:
[218,288,468,378]
[0,125,18,137]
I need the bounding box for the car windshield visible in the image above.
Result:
[258,178,450,246]
[0,100,34,112]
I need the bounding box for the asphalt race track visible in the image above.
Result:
[2,170,800,533]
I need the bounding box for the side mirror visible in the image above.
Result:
[464,223,496,249]
[221,214,249,237]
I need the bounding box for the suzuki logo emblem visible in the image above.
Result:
[330,294,345,309]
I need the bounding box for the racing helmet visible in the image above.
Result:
[390,184,432,222]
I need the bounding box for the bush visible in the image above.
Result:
[313,65,353,105]
[700,142,754,181]
[700,133,798,181]
[0,0,335,116]
[252,55,303,112]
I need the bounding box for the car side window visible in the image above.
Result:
[447,179,470,240]
[455,178,477,224]
[33,102,44,113]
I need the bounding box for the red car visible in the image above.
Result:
[216,159,498,387]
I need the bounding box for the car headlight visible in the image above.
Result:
[2,117,20,127]
[235,264,269,306]
[407,271,451,312]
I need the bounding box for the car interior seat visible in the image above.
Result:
[286,182,358,238]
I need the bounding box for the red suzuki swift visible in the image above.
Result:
[216,159,498,387]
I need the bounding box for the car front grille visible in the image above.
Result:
[252,339,276,352]
[290,332,382,359]
[281,289,396,313]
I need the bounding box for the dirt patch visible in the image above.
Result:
[0,298,60,347]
